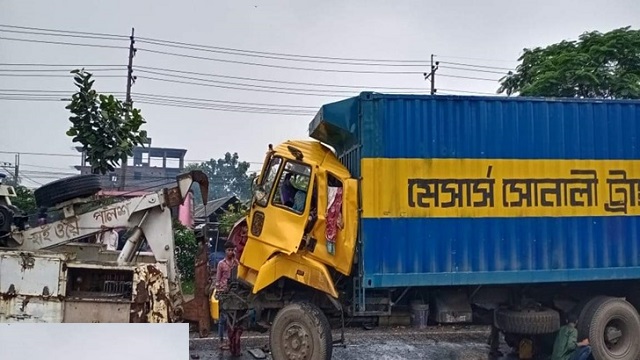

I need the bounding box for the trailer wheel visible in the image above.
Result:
[34,174,102,208]
[587,297,640,360]
[495,307,560,334]
[269,302,332,360]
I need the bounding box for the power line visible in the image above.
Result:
[135,93,318,109]
[0,150,267,165]
[134,95,315,113]
[0,63,125,67]
[136,36,430,64]
[0,23,430,64]
[137,48,424,75]
[0,36,129,49]
[135,99,315,116]
[0,89,124,94]
[0,24,127,39]
[135,69,358,94]
[438,88,501,96]
[0,96,66,102]
[0,150,80,158]
[0,67,125,72]
[436,54,519,64]
[438,73,501,82]
[0,89,317,109]
[135,68,429,95]
[0,74,125,78]
[0,28,128,42]
[137,75,349,98]
[135,65,429,91]
[439,65,510,75]
[439,61,515,72]
[137,38,428,67]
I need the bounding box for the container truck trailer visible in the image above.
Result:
[214,92,640,360]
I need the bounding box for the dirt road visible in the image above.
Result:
[189,325,507,360]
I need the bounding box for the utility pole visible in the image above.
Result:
[14,153,19,184]
[119,27,136,191]
[424,54,439,95]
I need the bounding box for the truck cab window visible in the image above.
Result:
[272,161,311,214]
[256,157,282,207]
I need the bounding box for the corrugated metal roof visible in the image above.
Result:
[193,195,239,218]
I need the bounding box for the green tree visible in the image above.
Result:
[498,27,640,99]
[65,69,148,175]
[173,219,198,282]
[218,203,249,236]
[11,185,37,214]
[187,152,256,203]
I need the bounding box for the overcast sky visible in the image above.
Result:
[0,323,187,359]
[1,0,639,188]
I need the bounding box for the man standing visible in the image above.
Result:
[551,314,591,360]
[97,226,119,251]
[215,241,238,351]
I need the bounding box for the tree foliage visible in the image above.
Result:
[65,69,148,175]
[498,27,640,99]
[187,152,256,203]
[218,203,249,236]
[11,185,37,214]
[173,219,198,282]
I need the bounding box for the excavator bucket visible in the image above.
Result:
[168,170,210,207]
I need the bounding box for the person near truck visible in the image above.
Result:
[97,225,119,251]
[215,241,238,350]
[551,313,592,360]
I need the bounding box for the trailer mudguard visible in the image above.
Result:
[253,252,338,298]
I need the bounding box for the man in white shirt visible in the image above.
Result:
[98,226,119,251]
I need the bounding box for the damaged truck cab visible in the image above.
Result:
[213,141,358,358]
[239,141,358,298]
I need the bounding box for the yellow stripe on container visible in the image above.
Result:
[361,158,640,218]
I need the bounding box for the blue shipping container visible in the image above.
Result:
[309,92,640,289]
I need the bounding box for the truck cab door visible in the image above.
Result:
[249,157,314,256]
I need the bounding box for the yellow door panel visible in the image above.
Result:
[253,252,339,298]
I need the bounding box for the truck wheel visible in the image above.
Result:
[577,296,611,340]
[495,307,560,334]
[269,302,332,360]
[587,298,640,360]
[34,174,102,208]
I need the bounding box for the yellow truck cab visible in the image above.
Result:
[212,141,358,359]
[239,141,358,297]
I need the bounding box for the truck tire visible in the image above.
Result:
[269,302,332,360]
[34,174,102,208]
[587,297,640,360]
[495,307,560,334]
[577,296,611,340]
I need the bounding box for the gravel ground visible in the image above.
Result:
[189,325,514,360]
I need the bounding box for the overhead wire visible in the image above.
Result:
[136,48,425,75]
[0,36,129,49]
[136,38,429,67]
[137,75,350,98]
[136,36,430,63]
[0,150,266,165]
[0,24,127,39]
[134,65,430,91]
[0,28,129,42]
[0,89,317,109]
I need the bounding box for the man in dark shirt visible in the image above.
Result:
[215,241,238,350]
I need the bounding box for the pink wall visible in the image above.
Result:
[178,191,194,229]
